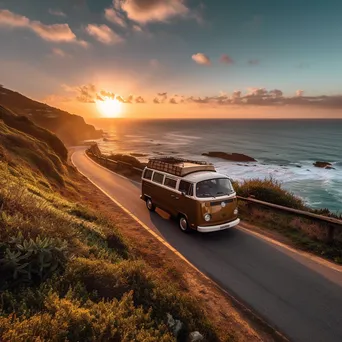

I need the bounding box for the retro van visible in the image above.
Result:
[140,157,240,233]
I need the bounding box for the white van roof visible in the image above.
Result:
[182,171,229,183]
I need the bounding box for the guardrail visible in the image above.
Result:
[237,196,342,242]
[86,148,342,242]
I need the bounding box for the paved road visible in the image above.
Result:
[72,147,342,342]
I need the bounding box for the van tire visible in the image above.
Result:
[178,215,191,233]
[146,198,156,212]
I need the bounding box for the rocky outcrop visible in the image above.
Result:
[202,151,256,162]
[313,161,335,169]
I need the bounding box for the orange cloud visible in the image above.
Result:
[0,9,86,45]
[104,8,127,27]
[86,24,123,44]
[120,0,189,24]
[192,53,211,65]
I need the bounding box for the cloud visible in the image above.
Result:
[248,59,259,65]
[119,0,189,24]
[48,9,67,17]
[0,9,86,45]
[63,83,142,104]
[192,53,210,65]
[76,84,97,103]
[132,24,142,32]
[169,98,177,104]
[86,24,123,44]
[100,90,115,99]
[52,48,69,58]
[178,88,342,109]
[30,22,76,42]
[232,90,241,99]
[220,54,233,64]
[135,96,145,103]
[246,88,268,97]
[156,92,167,102]
[104,7,127,27]
[269,89,283,98]
[127,95,134,103]
[116,94,134,103]
[153,98,160,104]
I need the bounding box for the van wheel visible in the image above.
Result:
[179,215,191,233]
[146,198,156,212]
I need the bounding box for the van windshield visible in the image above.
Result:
[196,178,234,198]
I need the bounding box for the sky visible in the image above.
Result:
[1,0,342,118]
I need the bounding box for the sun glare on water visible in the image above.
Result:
[96,98,122,118]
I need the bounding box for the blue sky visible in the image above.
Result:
[0,0,342,118]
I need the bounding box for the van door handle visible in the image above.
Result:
[171,194,179,200]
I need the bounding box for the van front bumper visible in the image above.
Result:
[197,218,240,233]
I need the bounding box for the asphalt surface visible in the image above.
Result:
[72,147,342,342]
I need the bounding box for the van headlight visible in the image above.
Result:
[204,213,211,222]
[234,208,238,215]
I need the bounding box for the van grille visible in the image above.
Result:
[210,199,234,206]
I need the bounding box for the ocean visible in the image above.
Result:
[87,118,342,213]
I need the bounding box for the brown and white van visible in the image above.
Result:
[140,157,240,233]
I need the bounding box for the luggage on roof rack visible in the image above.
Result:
[147,157,216,177]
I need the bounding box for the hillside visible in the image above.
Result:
[0,106,265,341]
[0,106,216,341]
[0,86,102,145]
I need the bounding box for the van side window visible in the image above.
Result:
[143,169,153,180]
[179,181,193,196]
[164,177,177,189]
[152,172,164,184]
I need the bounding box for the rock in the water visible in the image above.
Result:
[202,151,256,162]
[313,161,334,169]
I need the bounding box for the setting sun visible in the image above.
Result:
[96,98,122,118]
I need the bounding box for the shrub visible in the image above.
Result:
[0,292,174,342]
[236,178,305,209]
[65,258,219,342]
[0,233,68,289]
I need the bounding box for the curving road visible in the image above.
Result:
[72,147,342,342]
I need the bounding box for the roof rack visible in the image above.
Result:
[147,157,216,177]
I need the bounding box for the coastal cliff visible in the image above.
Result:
[0,86,102,145]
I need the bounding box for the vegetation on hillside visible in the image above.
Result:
[0,115,219,341]
[108,153,145,169]
[234,178,342,264]
[234,178,305,209]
